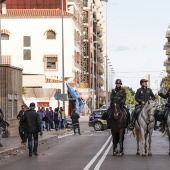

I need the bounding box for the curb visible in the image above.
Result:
[0,129,72,159]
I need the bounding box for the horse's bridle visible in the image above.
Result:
[141,108,155,134]
[112,103,121,119]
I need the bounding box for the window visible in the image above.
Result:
[1,33,9,40]
[44,55,58,71]
[23,49,31,60]
[46,31,56,39]
[47,57,57,69]
[23,36,31,47]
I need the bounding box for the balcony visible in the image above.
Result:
[166,29,170,38]
[165,41,170,48]
[166,48,170,55]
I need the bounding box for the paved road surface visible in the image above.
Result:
[0,123,170,170]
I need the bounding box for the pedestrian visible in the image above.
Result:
[37,107,46,136]
[45,108,51,131]
[54,107,59,130]
[49,107,54,129]
[0,107,9,147]
[58,109,62,130]
[17,104,27,145]
[22,102,40,157]
[71,109,81,135]
[60,107,65,129]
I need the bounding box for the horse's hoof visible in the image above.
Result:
[118,153,123,157]
[169,152,170,156]
[142,154,146,157]
[113,152,117,156]
[148,153,152,156]
[136,152,140,156]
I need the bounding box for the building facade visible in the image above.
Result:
[164,23,170,72]
[1,0,105,112]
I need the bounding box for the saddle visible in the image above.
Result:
[135,105,143,120]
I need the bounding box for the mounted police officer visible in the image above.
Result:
[158,88,170,132]
[109,79,130,127]
[128,79,156,129]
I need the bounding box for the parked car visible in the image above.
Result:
[101,105,110,109]
[65,116,72,128]
[88,109,107,131]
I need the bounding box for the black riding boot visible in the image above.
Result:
[128,111,136,130]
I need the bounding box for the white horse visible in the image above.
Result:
[135,100,157,157]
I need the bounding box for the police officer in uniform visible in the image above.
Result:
[110,79,130,127]
[158,88,170,132]
[128,79,155,129]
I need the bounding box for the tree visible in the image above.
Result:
[123,86,137,105]
[160,70,170,93]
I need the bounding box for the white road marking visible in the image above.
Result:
[94,141,112,170]
[84,131,91,133]
[58,133,74,139]
[83,135,112,170]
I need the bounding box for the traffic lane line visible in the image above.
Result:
[83,135,112,170]
[94,141,112,170]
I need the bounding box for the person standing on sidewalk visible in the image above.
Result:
[71,109,81,135]
[54,107,59,130]
[49,107,54,129]
[17,104,27,145]
[37,107,46,136]
[0,107,9,147]
[45,108,51,131]
[22,102,40,157]
[60,107,65,129]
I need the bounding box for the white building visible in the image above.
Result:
[1,8,81,113]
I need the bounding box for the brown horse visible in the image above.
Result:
[108,103,127,156]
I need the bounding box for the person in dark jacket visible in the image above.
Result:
[17,104,27,145]
[22,102,40,157]
[103,79,130,127]
[45,108,51,131]
[0,108,9,147]
[158,88,170,132]
[71,109,81,135]
[54,107,59,130]
[128,79,156,129]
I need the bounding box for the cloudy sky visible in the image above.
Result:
[104,0,170,92]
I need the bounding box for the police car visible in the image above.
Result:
[88,109,107,131]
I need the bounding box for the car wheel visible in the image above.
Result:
[94,122,102,131]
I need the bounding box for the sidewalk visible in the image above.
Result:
[0,129,72,158]
[79,115,89,123]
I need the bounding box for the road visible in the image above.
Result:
[0,123,170,170]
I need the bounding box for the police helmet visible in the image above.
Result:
[115,79,122,85]
[140,79,148,85]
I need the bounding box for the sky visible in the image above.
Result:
[104,0,170,93]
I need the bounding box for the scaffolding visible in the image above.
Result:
[80,0,88,84]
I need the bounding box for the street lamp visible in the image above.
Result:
[101,0,109,108]
[61,0,65,109]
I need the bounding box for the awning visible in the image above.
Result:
[66,84,80,114]
[23,74,46,87]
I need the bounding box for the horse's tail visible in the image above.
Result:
[161,127,169,139]
[130,128,142,141]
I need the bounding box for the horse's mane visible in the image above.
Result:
[143,100,156,113]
